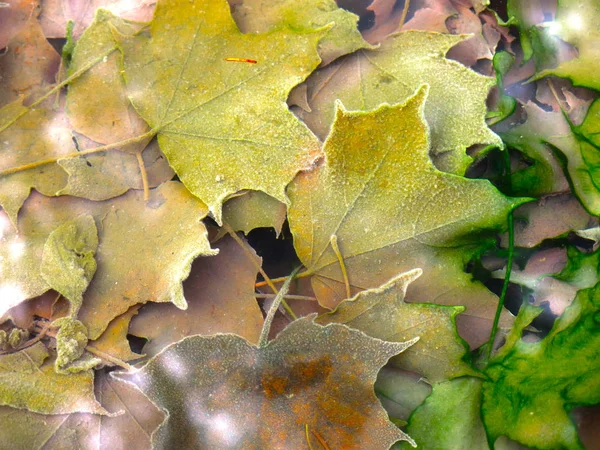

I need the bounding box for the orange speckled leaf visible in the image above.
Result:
[117,316,417,449]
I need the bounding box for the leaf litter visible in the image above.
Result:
[0,0,600,448]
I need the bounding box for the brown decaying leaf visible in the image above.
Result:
[38,0,155,39]
[0,371,164,449]
[0,182,216,340]
[0,0,40,49]
[118,316,417,449]
[0,18,60,107]
[90,306,142,364]
[502,194,595,248]
[129,235,263,358]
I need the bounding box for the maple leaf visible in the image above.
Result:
[229,0,371,66]
[0,371,164,449]
[117,315,417,449]
[533,0,600,90]
[0,342,107,415]
[117,0,323,223]
[291,30,501,174]
[0,182,216,339]
[316,270,477,382]
[130,235,264,358]
[60,10,174,201]
[398,377,489,449]
[288,86,524,347]
[219,190,287,237]
[482,286,600,450]
[0,18,60,106]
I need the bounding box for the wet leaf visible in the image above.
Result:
[533,0,600,90]
[229,0,371,66]
[292,30,501,174]
[0,182,216,339]
[118,0,323,223]
[288,86,523,347]
[482,282,600,449]
[130,235,263,358]
[0,100,71,226]
[0,371,164,449]
[118,315,417,449]
[317,270,477,382]
[399,377,488,449]
[0,18,60,106]
[0,342,107,415]
[0,0,40,49]
[38,0,155,39]
[220,190,287,237]
[90,306,142,364]
[40,215,98,315]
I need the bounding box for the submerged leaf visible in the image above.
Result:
[292,30,501,174]
[317,270,477,382]
[130,235,263,357]
[0,342,107,415]
[118,0,323,223]
[0,182,216,339]
[229,0,371,66]
[482,282,600,449]
[40,215,98,316]
[118,316,417,448]
[288,87,523,346]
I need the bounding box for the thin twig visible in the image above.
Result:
[305,424,315,450]
[223,222,298,320]
[0,130,156,178]
[86,345,134,371]
[254,270,312,288]
[311,429,331,450]
[330,234,351,299]
[254,294,317,302]
[398,0,411,30]
[136,151,150,201]
[258,266,301,347]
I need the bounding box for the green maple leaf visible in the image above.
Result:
[533,0,600,90]
[316,270,478,383]
[292,30,501,175]
[288,86,525,347]
[482,286,600,449]
[117,0,324,223]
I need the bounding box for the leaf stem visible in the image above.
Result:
[486,148,515,362]
[0,45,119,135]
[330,234,351,299]
[258,266,301,347]
[0,130,156,178]
[86,345,134,371]
[254,294,316,302]
[305,424,315,450]
[254,270,312,288]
